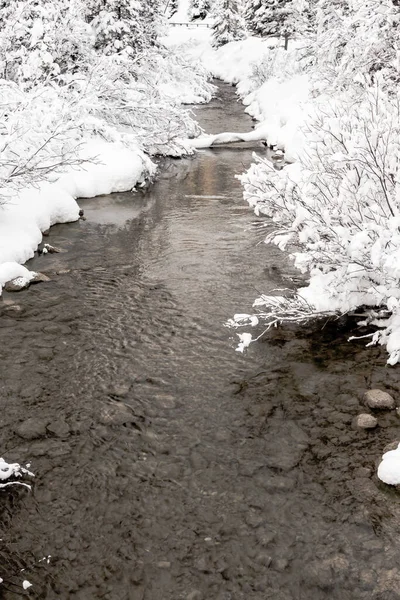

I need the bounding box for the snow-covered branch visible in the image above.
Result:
[227,293,338,352]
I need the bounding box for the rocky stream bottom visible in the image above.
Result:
[1,83,400,600]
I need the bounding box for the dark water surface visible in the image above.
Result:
[1,83,400,599]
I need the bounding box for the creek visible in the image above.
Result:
[1,82,400,600]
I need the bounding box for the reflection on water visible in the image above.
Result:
[80,191,156,227]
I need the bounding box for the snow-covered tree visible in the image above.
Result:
[0,0,93,87]
[313,0,400,89]
[168,0,179,17]
[212,0,246,47]
[87,0,164,55]
[244,0,313,39]
[190,0,211,19]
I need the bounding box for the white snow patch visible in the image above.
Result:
[236,332,253,353]
[0,139,155,296]
[378,443,400,485]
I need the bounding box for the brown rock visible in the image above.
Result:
[15,418,48,440]
[383,440,400,453]
[30,272,51,284]
[99,401,138,427]
[46,420,70,438]
[44,243,64,254]
[4,277,29,292]
[363,389,395,410]
[354,413,378,429]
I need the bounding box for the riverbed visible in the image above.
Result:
[1,83,400,600]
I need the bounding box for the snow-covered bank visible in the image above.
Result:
[174,6,400,365]
[233,53,400,364]
[0,39,214,294]
[206,38,310,160]
[0,141,154,291]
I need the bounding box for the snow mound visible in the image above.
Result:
[378,443,400,485]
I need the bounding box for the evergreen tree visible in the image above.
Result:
[244,0,312,38]
[168,0,179,17]
[212,0,246,47]
[87,0,163,55]
[0,0,93,86]
[190,0,211,20]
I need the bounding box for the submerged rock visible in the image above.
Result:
[30,272,51,284]
[15,417,48,440]
[264,421,309,471]
[99,401,139,427]
[2,303,23,315]
[46,420,70,438]
[363,389,395,410]
[354,413,378,429]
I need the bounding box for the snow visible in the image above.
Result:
[22,580,32,590]
[0,457,34,490]
[236,332,253,353]
[0,140,155,293]
[378,443,400,485]
[0,19,215,295]
[169,0,191,23]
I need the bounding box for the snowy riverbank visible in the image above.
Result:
[173,24,400,366]
[0,43,214,294]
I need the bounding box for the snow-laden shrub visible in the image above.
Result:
[242,42,301,92]
[234,83,400,363]
[56,46,213,156]
[314,0,400,91]
[0,81,86,203]
[0,36,213,203]
[0,0,94,88]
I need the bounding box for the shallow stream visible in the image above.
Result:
[1,83,400,600]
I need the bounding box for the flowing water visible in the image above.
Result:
[1,83,400,600]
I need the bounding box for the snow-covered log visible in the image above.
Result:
[189,127,271,148]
